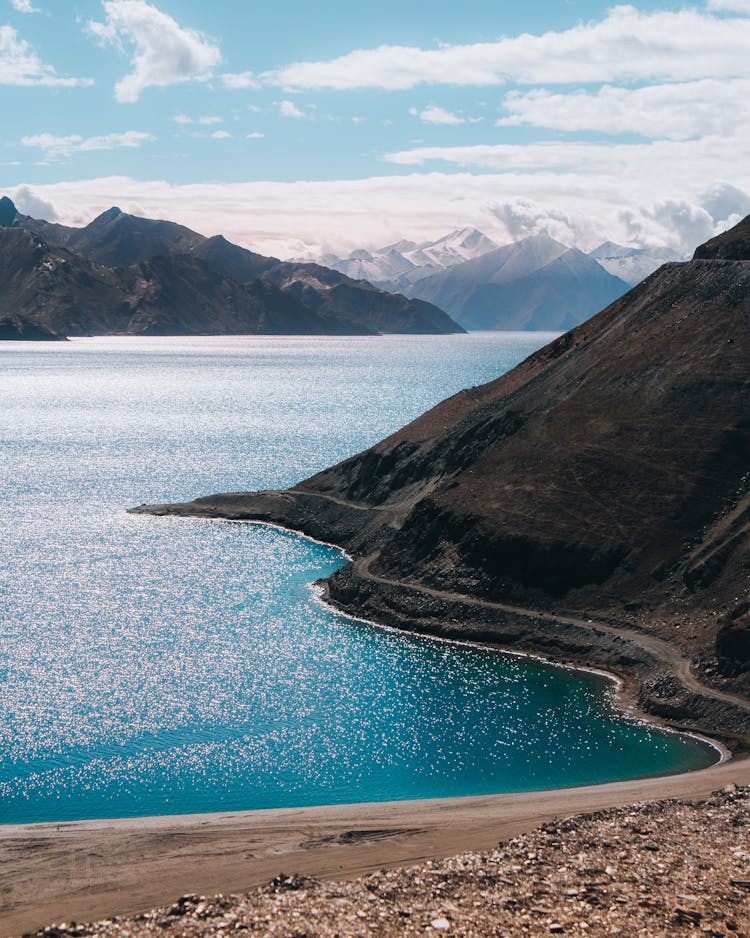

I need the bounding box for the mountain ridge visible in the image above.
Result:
[323,227,681,331]
[401,235,631,330]
[0,197,462,338]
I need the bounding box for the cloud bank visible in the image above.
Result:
[21,131,154,158]
[9,173,749,260]
[497,79,750,141]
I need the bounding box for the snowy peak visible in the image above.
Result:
[485,233,569,283]
[325,227,500,289]
[400,233,630,331]
[589,241,630,259]
[409,227,500,268]
[589,242,684,286]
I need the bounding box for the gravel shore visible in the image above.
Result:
[26,786,749,938]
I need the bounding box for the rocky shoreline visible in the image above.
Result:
[131,498,750,748]
[25,786,750,937]
[321,562,750,747]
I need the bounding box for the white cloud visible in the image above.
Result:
[171,114,222,125]
[211,129,231,139]
[10,0,40,13]
[410,105,464,125]
[11,185,56,219]
[701,182,750,222]
[9,165,750,262]
[279,99,305,119]
[86,0,221,103]
[221,70,259,90]
[0,24,92,86]
[706,0,750,11]
[246,132,264,139]
[21,130,154,158]
[489,198,596,246]
[497,78,750,140]
[384,132,748,179]
[263,6,750,91]
[638,200,717,253]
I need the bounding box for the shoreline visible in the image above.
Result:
[142,514,748,755]
[0,754,750,935]
[128,500,750,746]
[4,512,746,934]
[309,581,732,767]
[2,755,749,936]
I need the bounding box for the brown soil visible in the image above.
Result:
[18,785,750,938]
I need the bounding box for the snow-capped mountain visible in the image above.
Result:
[317,227,682,331]
[589,242,684,286]
[320,246,419,286]
[324,227,499,290]
[402,233,631,331]
[404,227,500,268]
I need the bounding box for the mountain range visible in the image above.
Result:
[321,227,500,289]
[325,229,684,332]
[0,197,462,340]
[135,215,750,734]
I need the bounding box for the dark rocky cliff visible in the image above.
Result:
[133,217,750,736]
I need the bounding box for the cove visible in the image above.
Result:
[0,336,718,826]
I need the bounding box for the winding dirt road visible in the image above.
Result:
[288,489,750,719]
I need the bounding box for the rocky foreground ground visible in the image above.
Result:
[28,787,749,938]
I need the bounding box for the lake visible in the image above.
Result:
[0,334,717,824]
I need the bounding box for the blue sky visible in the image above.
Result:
[3,0,750,257]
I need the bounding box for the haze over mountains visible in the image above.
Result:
[325,229,683,331]
[0,197,461,340]
[137,216,750,716]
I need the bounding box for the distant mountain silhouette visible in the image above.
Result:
[401,234,631,330]
[0,198,463,338]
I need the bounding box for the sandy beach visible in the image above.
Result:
[2,753,748,936]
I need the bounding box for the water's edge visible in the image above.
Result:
[135,498,750,758]
[0,512,728,832]
[226,518,733,766]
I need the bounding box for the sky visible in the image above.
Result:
[2,0,750,258]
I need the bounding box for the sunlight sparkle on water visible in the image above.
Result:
[0,335,716,823]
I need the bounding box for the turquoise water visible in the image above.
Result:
[0,335,717,824]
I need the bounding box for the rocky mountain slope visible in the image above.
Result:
[0,312,64,340]
[134,216,750,736]
[695,214,750,260]
[0,197,462,338]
